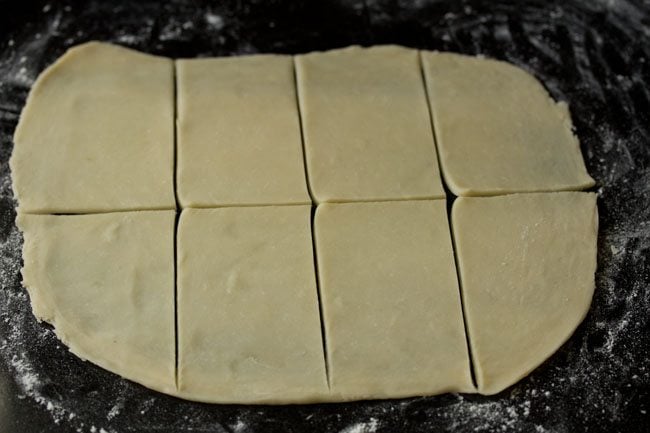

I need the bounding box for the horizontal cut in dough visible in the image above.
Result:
[421,51,595,197]
[452,192,598,395]
[296,46,445,203]
[177,206,328,404]
[11,42,175,213]
[17,211,176,394]
[314,200,475,400]
[176,55,311,207]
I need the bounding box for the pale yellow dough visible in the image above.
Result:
[17,211,176,395]
[176,206,328,404]
[452,192,598,394]
[10,42,175,213]
[421,51,595,197]
[314,200,475,400]
[176,55,311,207]
[296,46,445,203]
[12,42,600,405]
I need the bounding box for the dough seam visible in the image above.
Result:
[173,214,180,392]
[417,50,449,199]
[292,56,317,204]
[22,205,177,216]
[447,199,479,390]
[172,60,180,392]
[309,204,332,390]
[180,202,313,209]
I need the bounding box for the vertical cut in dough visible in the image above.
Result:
[421,51,595,197]
[17,211,176,394]
[314,200,475,400]
[452,192,598,395]
[176,55,311,207]
[296,46,444,203]
[10,42,175,213]
[177,206,328,404]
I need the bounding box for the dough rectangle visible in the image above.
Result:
[17,210,176,394]
[314,200,474,400]
[176,55,311,207]
[452,192,598,394]
[10,42,176,213]
[176,205,328,404]
[421,51,594,196]
[296,46,445,203]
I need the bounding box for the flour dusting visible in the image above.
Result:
[205,12,225,30]
[339,417,380,433]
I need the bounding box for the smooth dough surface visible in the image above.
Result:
[421,51,595,197]
[176,55,311,207]
[452,192,598,395]
[17,211,176,394]
[314,200,475,400]
[10,42,175,213]
[12,42,600,405]
[177,206,328,404]
[296,46,445,203]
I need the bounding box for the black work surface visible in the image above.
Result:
[0,1,649,432]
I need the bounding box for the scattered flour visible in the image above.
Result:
[339,417,380,433]
[205,12,225,30]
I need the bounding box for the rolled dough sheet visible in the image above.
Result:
[17,211,176,395]
[452,192,598,395]
[421,51,595,197]
[10,42,175,213]
[176,55,311,207]
[314,200,475,400]
[296,46,445,203]
[177,206,328,404]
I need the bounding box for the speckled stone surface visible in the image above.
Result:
[0,1,648,432]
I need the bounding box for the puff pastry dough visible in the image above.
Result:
[422,52,594,196]
[17,211,176,394]
[452,192,598,394]
[11,42,175,213]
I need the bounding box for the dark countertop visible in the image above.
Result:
[0,1,649,432]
